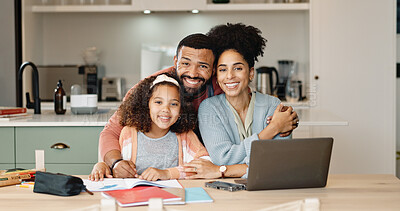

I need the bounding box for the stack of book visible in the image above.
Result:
[0,107,31,121]
[83,178,213,207]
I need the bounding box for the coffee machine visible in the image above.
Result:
[276,60,304,102]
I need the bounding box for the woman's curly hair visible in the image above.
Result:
[207,23,267,68]
[118,73,197,134]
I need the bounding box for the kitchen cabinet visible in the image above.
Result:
[15,126,102,175]
[0,127,15,169]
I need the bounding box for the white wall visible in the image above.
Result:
[396,34,400,177]
[0,1,16,106]
[311,0,396,174]
[37,11,309,92]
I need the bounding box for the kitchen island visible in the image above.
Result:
[0,105,348,174]
[0,108,117,174]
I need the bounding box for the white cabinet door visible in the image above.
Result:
[310,0,396,174]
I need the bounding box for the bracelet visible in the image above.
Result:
[110,159,123,176]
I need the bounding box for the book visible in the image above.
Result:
[0,113,32,121]
[0,107,27,115]
[102,186,183,207]
[82,178,183,192]
[185,187,214,203]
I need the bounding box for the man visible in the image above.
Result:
[99,33,297,178]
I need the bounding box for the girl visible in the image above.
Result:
[89,73,209,181]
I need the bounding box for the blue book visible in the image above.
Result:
[185,187,214,203]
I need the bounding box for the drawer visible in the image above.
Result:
[16,163,94,175]
[0,127,14,164]
[16,127,102,164]
[0,164,15,170]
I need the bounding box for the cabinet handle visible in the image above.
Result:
[50,143,70,149]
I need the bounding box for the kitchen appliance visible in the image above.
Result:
[37,65,102,101]
[256,66,279,95]
[276,60,295,100]
[70,84,97,114]
[101,77,124,101]
[285,80,303,103]
[70,94,98,114]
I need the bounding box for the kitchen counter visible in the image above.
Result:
[0,109,115,127]
[0,102,348,127]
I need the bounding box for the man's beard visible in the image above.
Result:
[179,75,208,101]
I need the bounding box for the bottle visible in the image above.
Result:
[54,80,66,114]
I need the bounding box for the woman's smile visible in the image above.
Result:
[224,82,240,89]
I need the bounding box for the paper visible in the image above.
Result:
[83,178,183,192]
[185,187,213,203]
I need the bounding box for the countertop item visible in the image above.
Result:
[0,175,399,210]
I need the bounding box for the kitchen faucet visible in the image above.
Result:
[18,61,41,114]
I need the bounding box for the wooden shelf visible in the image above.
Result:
[206,3,309,11]
[32,2,309,13]
[32,5,135,12]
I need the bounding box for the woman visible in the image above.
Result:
[185,23,298,179]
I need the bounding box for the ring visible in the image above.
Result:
[194,167,197,172]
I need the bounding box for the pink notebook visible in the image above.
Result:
[102,186,182,207]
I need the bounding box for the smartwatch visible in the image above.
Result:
[219,165,227,178]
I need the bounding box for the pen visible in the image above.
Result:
[16,185,33,188]
[21,182,35,185]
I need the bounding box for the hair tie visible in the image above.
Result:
[150,74,180,89]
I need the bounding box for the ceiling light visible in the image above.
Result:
[143,10,151,14]
[191,9,199,14]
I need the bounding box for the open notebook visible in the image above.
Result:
[83,178,183,192]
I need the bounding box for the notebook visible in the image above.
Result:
[185,187,213,203]
[102,186,184,207]
[83,178,183,192]
[236,137,333,191]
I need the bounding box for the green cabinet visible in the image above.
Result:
[15,126,103,175]
[0,127,15,169]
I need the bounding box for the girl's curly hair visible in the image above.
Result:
[207,23,267,68]
[118,73,197,134]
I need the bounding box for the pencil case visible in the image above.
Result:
[33,171,92,196]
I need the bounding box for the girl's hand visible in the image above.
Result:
[183,159,220,179]
[139,168,171,181]
[270,104,298,133]
[88,162,113,182]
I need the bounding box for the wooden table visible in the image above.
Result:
[1,174,399,211]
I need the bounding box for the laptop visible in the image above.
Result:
[236,137,333,191]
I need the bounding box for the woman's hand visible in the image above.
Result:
[88,162,113,181]
[139,168,171,181]
[184,159,221,179]
[270,104,298,133]
[112,160,138,178]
